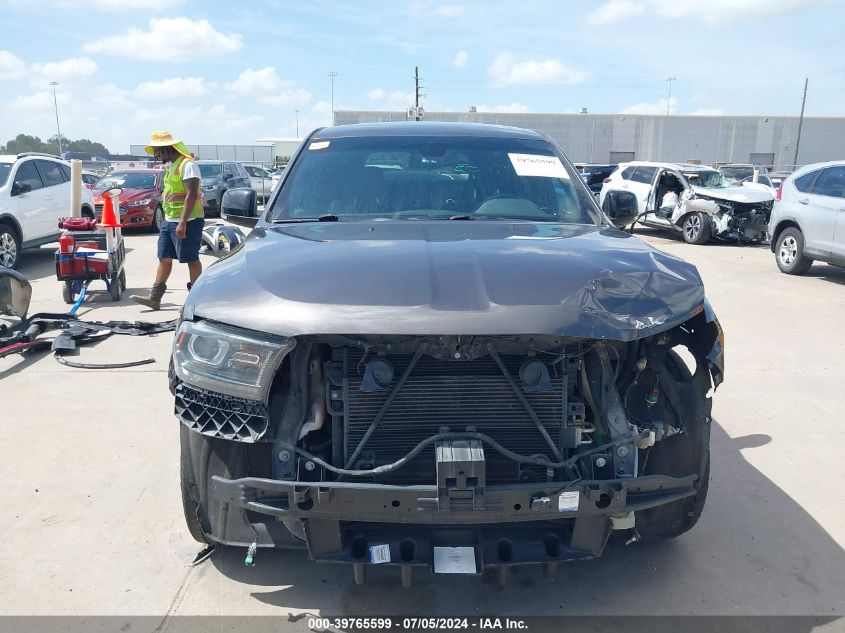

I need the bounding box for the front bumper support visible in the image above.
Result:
[212,473,695,524]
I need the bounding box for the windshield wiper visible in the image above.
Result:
[448,214,475,220]
[273,214,341,223]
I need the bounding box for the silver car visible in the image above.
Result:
[244,165,274,202]
[769,161,845,274]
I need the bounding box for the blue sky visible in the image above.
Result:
[1,0,843,154]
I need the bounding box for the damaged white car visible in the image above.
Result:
[600,162,774,244]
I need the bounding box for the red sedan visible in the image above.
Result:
[92,170,164,231]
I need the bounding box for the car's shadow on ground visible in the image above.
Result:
[631,226,769,251]
[804,264,845,286]
[203,421,844,624]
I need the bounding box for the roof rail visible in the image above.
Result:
[16,152,62,159]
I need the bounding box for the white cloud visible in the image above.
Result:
[621,97,677,115]
[476,103,530,113]
[9,91,72,112]
[0,51,26,80]
[312,101,332,113]
[586,0,810,25]
[227,67,312,107]
[30,57,97,87]
[134,77,210,100]
[690,107,726,116]
[84,17,242,61]
[386,90,416,109]
[586,0,644,25]
[453,50,469,68]
[435,4,465,17]
[487,53,590,87]
[367,88,386,100]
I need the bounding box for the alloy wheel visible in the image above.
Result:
[0,232,17,267]
[779,235,798,266]
[684,214,701,241]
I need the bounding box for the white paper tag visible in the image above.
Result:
[433,546,477,574]
[558,490,580,512]
[309,140,331,150]
[508,153,569,179]
[369,544,391,564]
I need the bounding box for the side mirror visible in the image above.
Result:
[0,266,32,319]
[221,188,258,223]
[602,190,639,228]
[11,182,32,196]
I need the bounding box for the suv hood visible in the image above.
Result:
[185,222,705,341]
[692,185,773,203]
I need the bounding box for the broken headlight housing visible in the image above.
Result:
[173,320,295,401]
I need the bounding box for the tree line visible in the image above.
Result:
[1,134,110,156]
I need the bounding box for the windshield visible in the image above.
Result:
[686,170,730,189]
[719,166,754,184]
[199,164,222,178]
[94,172,157,190]
[0,163,10,188]
[271,135,600,224]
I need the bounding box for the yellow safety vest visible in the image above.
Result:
[163,157,204,221]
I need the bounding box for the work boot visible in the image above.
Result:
[131,282,166,310]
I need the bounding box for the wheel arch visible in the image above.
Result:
[0,214,23,242]
[770,219,802,253]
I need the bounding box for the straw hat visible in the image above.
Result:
[144,131,193,160]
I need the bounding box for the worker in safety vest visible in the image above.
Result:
[131,131,204,310]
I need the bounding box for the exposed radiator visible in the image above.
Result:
[341,351,570,483]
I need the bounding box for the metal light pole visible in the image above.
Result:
[665,76,677,116]
[49,81,63,155]
[326,71,337,124]
[295,109,300,137]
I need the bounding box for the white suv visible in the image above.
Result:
[0,153,95,269]
[599,161,774,244]
[768,161,845,274]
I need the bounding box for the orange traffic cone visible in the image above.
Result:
[97,190,123,228]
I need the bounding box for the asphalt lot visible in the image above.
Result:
[1,223,845,624]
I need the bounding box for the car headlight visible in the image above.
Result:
[203,184,218,191]
[173,320,295,401]
[126,198,152,207]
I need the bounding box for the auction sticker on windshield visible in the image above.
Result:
[309,140,331,150]
[508,153,569,179]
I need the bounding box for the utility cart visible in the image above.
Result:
[55,219,127,304]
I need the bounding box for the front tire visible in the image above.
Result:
[682,212,712,245]
[179,424,246,544]
[636,350,710,541]
[151,206,164,233]
[0,224,20,269]
[775,228,813,275]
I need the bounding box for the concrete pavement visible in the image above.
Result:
[1,225,844,623]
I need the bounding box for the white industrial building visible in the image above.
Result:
[333,110,845,169]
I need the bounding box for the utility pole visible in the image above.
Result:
[295,109,300,137]
[49,81,63,155]
[413,66,426,121]
[665,76,677,116]
[326,71,337,124]
[793,77,808,168]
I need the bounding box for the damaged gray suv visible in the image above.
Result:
[172,122,724,585]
